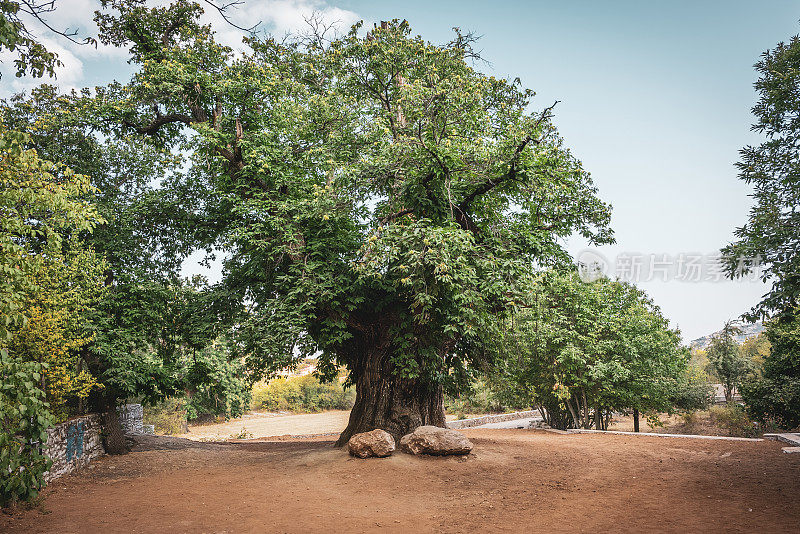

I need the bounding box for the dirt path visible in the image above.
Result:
[178,410,353,440]
[2,429,798,533]
[178,410,467,441]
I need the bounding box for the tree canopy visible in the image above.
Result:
[493,271,690,430]
[72,4,614,441]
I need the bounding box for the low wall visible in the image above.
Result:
[44,414,105,482]
[447,410,541,429]
[119,403,144,434]
[42,403,145,482]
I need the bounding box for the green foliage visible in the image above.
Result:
[0,352,53,507]
[0,125,102,341]
[708,405,759,438]
[182,340,251,421]
[676,405,759,438]
[670,363,714,411]
[0,1,60,78]
[741,312,800,429]
[706,322,751,403]
[250,375,355,413]
[496,271,689,429]
[1,83,222,417]
[741,331,770,373]
[721,31,800,318]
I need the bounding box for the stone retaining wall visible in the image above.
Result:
[42,404,145,482]
[119,403,144,434]
[44,414,104,482]
[447,410,541,429]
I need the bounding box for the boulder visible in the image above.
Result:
[347,429,396,458]
[399,425,473,456]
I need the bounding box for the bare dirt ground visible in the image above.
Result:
[2,429,798,533]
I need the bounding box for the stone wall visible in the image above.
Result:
[42,404,145,482]
[44,414,104,482]
[119,403,144,434]
[446,410,542,429]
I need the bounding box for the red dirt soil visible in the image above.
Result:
[2,429,798,533]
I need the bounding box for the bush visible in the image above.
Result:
[708,404,759,438]
[444,378,523,415]
[182,344,251,422]
[143,397,188,435]
[250,375,355,413]
[671,365,714,411]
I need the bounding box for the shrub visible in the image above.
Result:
[143,397,188,435]
[182,343,251,422]
[671,364,714,411]
[709,404,759,438]
[444,378,522,415]
[250,375,355,413]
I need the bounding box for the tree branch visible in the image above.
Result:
[123,113,194,135]
[458,100,559,212]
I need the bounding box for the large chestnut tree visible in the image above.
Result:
[90,1,613,443]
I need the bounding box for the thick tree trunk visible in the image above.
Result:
[100,396,128,455]
[335,349,446,446]
[633,408,640,432]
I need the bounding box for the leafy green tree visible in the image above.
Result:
[721,33,800,318]
[741,331,770,374]
[706,322,750,403]
[497,272,688,430]
[722,28,800,430]
[85,4,613,443]
[1,83,231,452]
[182,338,251,421]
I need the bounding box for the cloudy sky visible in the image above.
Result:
[4,0,799,341]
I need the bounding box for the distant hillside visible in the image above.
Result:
[690,321,764,350]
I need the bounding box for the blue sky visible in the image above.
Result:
[4,0,799,341]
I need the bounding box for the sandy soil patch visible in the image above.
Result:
[2,429,797,533]
[178,410,469,441]
[178,410,353,440]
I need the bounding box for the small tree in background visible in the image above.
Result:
[706,322,750,403]
[497,271,689,430]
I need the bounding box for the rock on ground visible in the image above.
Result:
[347,429,396,458]
[400,426,473,456]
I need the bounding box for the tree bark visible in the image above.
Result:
[633,408,640,432]
[100,395,128,455]
[335,346,446,447]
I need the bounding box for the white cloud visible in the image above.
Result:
[202,0,361,51]
[0,0,362,97]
